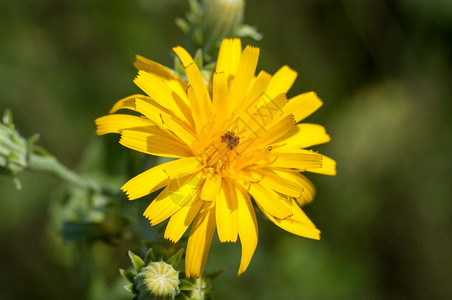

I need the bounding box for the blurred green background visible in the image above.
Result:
[1,0,452,299]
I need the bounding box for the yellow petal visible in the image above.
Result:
[248,183,293,220]
[200,175,221,201]
[134,54,187,85]
[134,98,196,147]
[216,179,238,243]
[186,63,213,126]
[95,114,152,135]
[256,197,320,240]
[271,150,323,171]
[212,71,229,119]
[307,154,336,176]
[164,199,203,243]
[265,65,298,99]
[271,170,316,206]
[236,184,258,275]
[236,94,288,151]
[134,55,191,108]
[119,127,192,158]
[109,94,149,114]
[250,169,303,198]
[274,123,331,149]
[185,201,216,278]
[228,45,260,114]
[286,92,323,122]
[238,93,288,139]
[143,174,201,225]
[172,46,212,125]
[238,70,271,114]
[133,71,193,125]
[216,38,242,77]
[248,114,296,150]
[121,157,201,200]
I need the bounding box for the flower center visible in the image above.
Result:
[199,130,240,174]
[221,131,240,150]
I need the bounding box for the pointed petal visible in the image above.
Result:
[216,179,238,243]
[216,38,242,76]
[256,197,320,240]
[109,94,149,114]
[95,114,151,135]
[164,199,203,243]
[143,174,201,225]
[250,169,303,198]
[236,94,288,151]
[134,98,196,147]
[185,201,216,278]
[134,55,186,84]
[270,170,316,206]
[248,183,293,220]
[200,175,221,201]
[265,65,298,99]
[121,157,201,200]
[249,114,296,150]
[173,46,212,124]
[119,126,192,158]
[270,150,323,171]
[238,93,288,140]
[212,71,229,118]
[228,45,260,113]
[133,71,193,125]
[286,92,323,122]
[307,154,336,176]
[236,184,258,275]
[238,70,272,113]
[274,123,331,149]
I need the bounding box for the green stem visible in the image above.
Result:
[29,152,119,196]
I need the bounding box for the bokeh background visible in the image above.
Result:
[1,0,452,299]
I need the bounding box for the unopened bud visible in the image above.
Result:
[134,261,180,300]
[0,110,34,188]
[201,0,244,53]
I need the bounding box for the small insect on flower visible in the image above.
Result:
[96,38,336,278]
[221,131,240,150]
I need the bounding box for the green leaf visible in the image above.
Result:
[2,109,13,128]
[144,248,156,264]
[179,279,197,291]
[206,269,224,280]
[128,251,145,272]
[176,18,190,34]
[119,268,136,283]
[235,24,263,41]
[176,292,191,300]
[189,0,201,16]
[123,284,135,294]
[193,29,203,47]
[174,56,184,77]
[193,49,203,69]
[166,248,184,268]
[13,176,22,190]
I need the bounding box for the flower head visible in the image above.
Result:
[96,38,336,278]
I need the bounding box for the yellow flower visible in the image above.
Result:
[96,38,336,278]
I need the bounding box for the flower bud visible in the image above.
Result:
[135,261,180,300]
[0,110,36,188]
[201,0,244,53]
[121,248,183,300]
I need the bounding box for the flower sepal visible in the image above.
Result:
[178,270,223,300]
